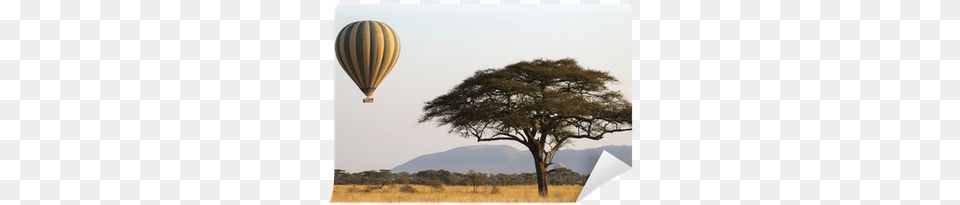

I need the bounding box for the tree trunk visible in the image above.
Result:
[536,163,549,196]
[532,153,549,197]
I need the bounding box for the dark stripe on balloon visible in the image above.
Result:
[339,22,363,89]
[348,22,365,87]
[364,21,376,88]
[362,21,374,88]
[370,22,384,87]
[345,22,360,84]
[373,23,393,87]
[373,22,391,87]
[356,21,370,86]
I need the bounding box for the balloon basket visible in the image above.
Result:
[363,98,374,103]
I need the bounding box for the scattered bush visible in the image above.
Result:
[363,185,382,193]
[489,184,501,194]
[399,185,417,193]
[427,179,445,192]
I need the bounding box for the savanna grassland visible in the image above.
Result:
[330,184,583,202]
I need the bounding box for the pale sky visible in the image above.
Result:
[334,4,632,172]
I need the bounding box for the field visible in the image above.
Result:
[330,184,583,202]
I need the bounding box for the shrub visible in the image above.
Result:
[363,185,382,193]
[399,185,417,193]
[427,179,445,193]
[489,184,501,194]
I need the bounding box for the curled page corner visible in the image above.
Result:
[576,150,632,202]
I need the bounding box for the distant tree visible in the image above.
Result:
[396,172,412,184]
[334,169,347,185]
[413,169,459,185]
[438,169,459,185]
[420,58,632,196]
[378,169,394,187]
[453,172,467,186]
[345,173,361,184]
[547,167,582,185]
[334,169,362,185]
[487,173,504,186]
[465,170,488,192]
[521,173,536,185]
[360,169,393,188]
[414,169,436,184]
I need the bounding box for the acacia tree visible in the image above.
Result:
[465,169,487,193]
[360,169,394,188]
[419,58,632,196]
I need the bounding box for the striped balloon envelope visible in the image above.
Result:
[335,20,401,103]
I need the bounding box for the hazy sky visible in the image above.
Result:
[334,4,632,172]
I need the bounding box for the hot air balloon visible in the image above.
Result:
[335,20,401,103]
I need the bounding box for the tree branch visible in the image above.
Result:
[604,128,632,132]
[478,137,521,142]
[477,132,525,143]
[567,128,632,140]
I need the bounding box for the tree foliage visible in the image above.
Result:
[419,58,631,144]
[418,58,631,196]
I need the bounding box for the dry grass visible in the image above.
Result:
[330,184,582,202]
